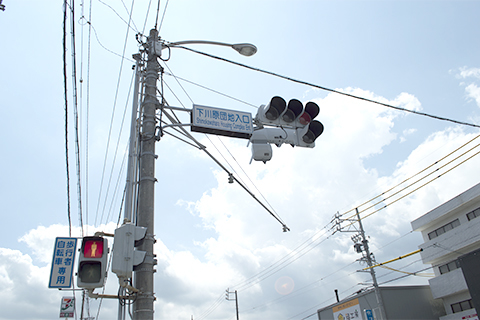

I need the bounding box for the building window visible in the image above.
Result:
[451,299,474,313]
[466,207,480,221]
[439,259,461,274]
[428,219,461,240]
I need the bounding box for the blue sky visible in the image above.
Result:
[1,1,480,319]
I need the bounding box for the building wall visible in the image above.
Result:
[411,182,480,320]
[317,286,444,320]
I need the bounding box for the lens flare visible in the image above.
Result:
[275,276,295,295]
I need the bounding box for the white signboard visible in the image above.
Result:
[332,298,362,320]
[59,296,75,318]
[49,237,77,288]
[191,104,253,139]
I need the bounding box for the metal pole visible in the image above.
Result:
[235,290,239,320]
[355,208,387,320]
[124,53,143,223]
[134,28,160,320]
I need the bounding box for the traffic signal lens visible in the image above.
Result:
[282,99,303,123]
[265,96,286,120]
[78,261,101,283]
[302,120,324,144]
[298,101,320,126]
[83,239,104,258]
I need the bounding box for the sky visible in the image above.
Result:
[1,0,480,319]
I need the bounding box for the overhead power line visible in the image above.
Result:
[334,134,480,231]
[177,46,480,129]
[63,0,72,237]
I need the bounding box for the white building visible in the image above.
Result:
[411,183,480,320]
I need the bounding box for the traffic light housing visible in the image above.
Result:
[77,236,109,289]
[111,223,147,279]
[254,96,324,147]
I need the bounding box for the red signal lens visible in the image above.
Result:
[83,238,104,258]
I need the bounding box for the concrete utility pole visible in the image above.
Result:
[355,208,387,320]
[134,28,160,320]
[226,289,240,320]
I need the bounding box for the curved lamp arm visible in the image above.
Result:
[167,40,257,56]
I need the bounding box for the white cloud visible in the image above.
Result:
[458,67,480,79]
[465,83,480,108]
[0,248,58,320]
[3,88,480,319]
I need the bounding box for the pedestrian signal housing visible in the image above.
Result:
[111,223,147,279]
[77,236,109,289]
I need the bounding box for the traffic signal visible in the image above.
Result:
[254,96,324,146]
[111,223,147,279]
[77,236,109,289]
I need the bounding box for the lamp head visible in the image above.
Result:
[232,43,257,56]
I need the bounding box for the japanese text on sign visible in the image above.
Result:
[333,298,361,320]
[192,104,253,138]
[49,237,77,288]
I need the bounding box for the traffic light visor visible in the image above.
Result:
[264,96,286,121]
[298,102,320,126]
[83,238,104,258]
[302,120,324,144]
[282,99,303,123]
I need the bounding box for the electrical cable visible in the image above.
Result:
[163,71,257,108]
[94,6,136,227]
[87,22,135,62]
[120,0,139,32]
[63,0,72,238]
[348,147,480,229]
[104,143,130,224]
[232,228,331,292]
[154,0,161,30]
[141,0,153,35]
[378,266,434,286]
[69,0,85,237]
[242,259,358,315]
[212,135,278,215]
[157,0,169,33]
[160,104,290,230]
[159,62,289,229]
[175,46,480,129]
[97,0,138,33]
[98,71,136,226]
[84,0,93,236]
[196,292,226,320]
[334,137,480,230]
[340,134,480,220]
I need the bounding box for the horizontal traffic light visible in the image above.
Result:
[256,96,321,129]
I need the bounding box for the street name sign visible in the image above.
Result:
[49,237,77,288]
[191,104,253,139]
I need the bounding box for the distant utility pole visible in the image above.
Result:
[226,289,240,320]
[134,28,161,320]
[353,208,387,320]
[332,209,387,320]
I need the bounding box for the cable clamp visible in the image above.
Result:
[140,151,158,159]
[140,176,157,182]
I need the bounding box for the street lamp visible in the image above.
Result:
[166,40,257,56]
